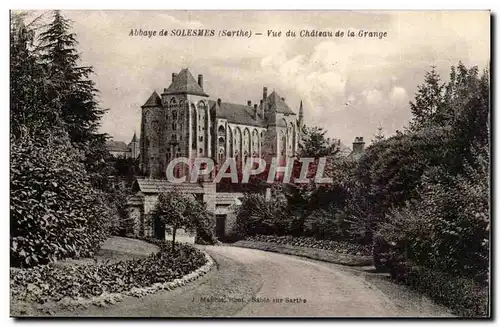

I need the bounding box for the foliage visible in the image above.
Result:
[409,65,449,131]
[10,241,207,304]
[371,125,385,144]
[150,191,217,251]
[10,132,111,267]
[298,125,339,158]
[376,149,489,280]
[405,265,489,317]
[235,193,291,237]
[353,126,455,236]
[38,10,106,144]
[10,12,62,136]
[105,179,135,237]
[244,234,371,256]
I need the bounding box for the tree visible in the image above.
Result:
[150,191,197,253]
[298,125,339,158]
[10,11,62,137]
[38,11,114,191]
[409,65,448,131]
[38,10,106,144]
[371,124,385,144]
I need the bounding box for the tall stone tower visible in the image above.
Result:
[139,68,210,178]
[259,88,299,163]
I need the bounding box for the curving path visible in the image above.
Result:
[67,245,453,317]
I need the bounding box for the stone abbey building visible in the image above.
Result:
[129,68,305,239]
[138,68,304,178]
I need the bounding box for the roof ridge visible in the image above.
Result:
[163,68,209,97]
[142,91,162,107]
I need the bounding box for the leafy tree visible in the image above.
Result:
[150,191,208,253]
[10,11,61,137]
[298,125,339,158]
[371,125,385,144]
[10,130,111,267]
[409,65,448,131]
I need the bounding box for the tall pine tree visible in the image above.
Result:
[38,10,113,189]
[39,10,106,144]
[409,66,448,131]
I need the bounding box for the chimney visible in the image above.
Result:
[217,98,222,107]
[263,87,268,100]
[172,73,177,82]
[198,74,203,88]
[253,104,258,119]
[352,137,365,154]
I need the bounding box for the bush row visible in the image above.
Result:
[10,241,206,304]
[245,234,372,256]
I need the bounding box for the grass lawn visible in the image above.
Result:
[53,236,159,267]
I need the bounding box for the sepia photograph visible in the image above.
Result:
[9,9,491,318]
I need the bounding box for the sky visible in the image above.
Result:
[32,10,490,146]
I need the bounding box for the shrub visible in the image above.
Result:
[244,234,372,256]
[10,133,111,268]
[376,157,489,284]
[373,150,489,316]
[407,264,489,317]
[235,193,290,237]
[303,207,349,240]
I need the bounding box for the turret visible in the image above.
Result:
[298,100,304,128]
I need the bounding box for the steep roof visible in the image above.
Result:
[130,132,138,143]
[211,101,266,127]
[142,91,162,107]
[163,68,209,97]
[106,140,129,152]
[267,91,296,115]
[132,178,205,194]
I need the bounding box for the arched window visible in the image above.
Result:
[191,104,197,149]
[218,147,225,163]
[280,130,286,158]
[227,127,233,157]
[170,98,177,107]
[166,149,171,163]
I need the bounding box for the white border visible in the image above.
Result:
[2,2,497,327]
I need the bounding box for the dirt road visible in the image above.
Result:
[67,245,452,317]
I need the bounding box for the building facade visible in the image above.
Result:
[106,132,140,159]
[138,68,304,178]
[130,68,312,239]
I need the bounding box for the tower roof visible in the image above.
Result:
[163,68,209,97]
[142,91,162,107]
[130,131,138,143]
[267,91,296,115]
